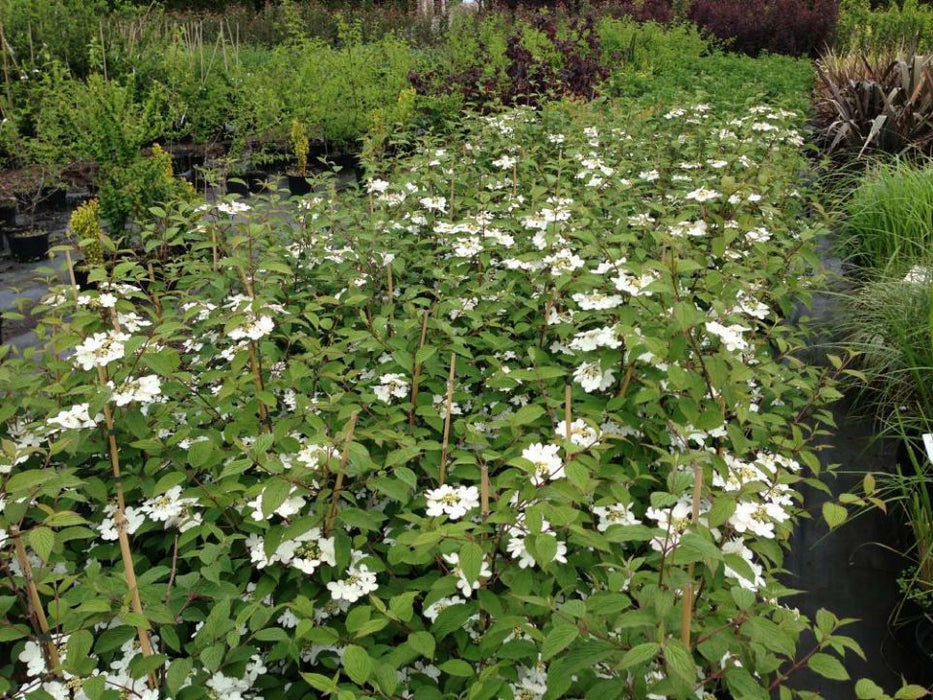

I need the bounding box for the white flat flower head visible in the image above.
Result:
[47,403,101,431]
[573,361,615,393]
[425,484,480,520]
[685,187,719,203]
[73,330,130,371]
[375,373,410,404]
[521,442,564,486]
[593,503,641,532]
[326,554,379,603]
[290,527,336,575]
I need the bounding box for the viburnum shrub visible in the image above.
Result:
[1,96,921,700]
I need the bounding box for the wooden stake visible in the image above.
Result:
[564,384,572,442]
[439,352,456,485]
[680,462,705,649]
[10,526,61,673]
[63,249,79,301]
[95,364,155,682]
[326,413,359,535]
[408,310,430,427]
[115,510,157,688]
[480,462,490,517]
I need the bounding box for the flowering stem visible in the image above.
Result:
[10,525,61,673]
[439,352,457,485]
[326,412,358,536]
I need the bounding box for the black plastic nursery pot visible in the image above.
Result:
[287,173,312,196]
[7,227,50,263]
[0,199,16,227]
[73,266,98,291]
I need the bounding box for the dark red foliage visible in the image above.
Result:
[409,12,608,110]
[688,0,840,57]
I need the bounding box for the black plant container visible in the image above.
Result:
[288,174,312,196]
[225,175,250,197]
[73,266,98,291]
[7,227,50,263]
[0,199,16,228]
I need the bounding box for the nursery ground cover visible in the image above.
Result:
[3,67,913,698]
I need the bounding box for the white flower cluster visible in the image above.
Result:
[47,403,101,431]
[425,483,480,519]
[73,330,130,371]
[110,374,162,406]
[327,551,379,602]
[140,485,202,532]
[374,373,410,403]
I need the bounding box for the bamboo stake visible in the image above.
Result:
[63,249,79,301]
[480,462,490,517]
[326,413,359,535]
[564,384,572,442]
[680,461,704,649]
[115,510,157,687]
[408,310,430,427]
[10,526,61,672]
[95,364,155,678]
[438,352,456,485]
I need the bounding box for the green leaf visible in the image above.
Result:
[167,658,193,696]
[66,630,94,670]
[854,678,885,699]
[510,404,545,427]
[409,630,436,659]
[342,644,373,686]
[188,440,214,468]
[725,667,769,699]
[439,659,474,677]
[459,542,483,584]
[129,653,168,681]
[664,640,696,686]
[29,526,55,562]
[618,642,659,670]
[808,652,849,681]
[389,591,418,622]
[894,685,929,699]
[822,502,847,530]
[301,672,338,693]
[261,479,293,518]
[542,623,579,660]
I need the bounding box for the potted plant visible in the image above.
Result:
[287,119,312,196]
[6,226,50,263]
[68,198,105,289]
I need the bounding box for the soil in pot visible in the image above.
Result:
[7,226,50,263]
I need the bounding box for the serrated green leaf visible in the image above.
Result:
[542,623,579,660]
[619,642,659,670]
[409,630,436,659]
[808,652,849,681]
[342,644,373,686]
[459,542,483,584]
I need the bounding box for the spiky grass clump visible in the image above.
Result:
[840,157,933,268]
[837,266,933,435]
